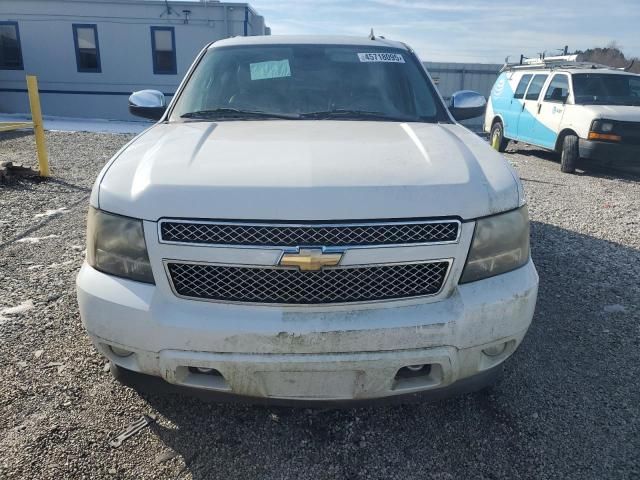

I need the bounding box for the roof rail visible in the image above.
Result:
[521,54,579,65]
[500,55,612,73]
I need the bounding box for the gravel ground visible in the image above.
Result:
[0,131,638,480]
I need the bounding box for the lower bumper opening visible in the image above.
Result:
[188,366,224,376]
[393,363,443,391]
[176,365,231,391]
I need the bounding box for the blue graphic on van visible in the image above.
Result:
[492,75,507,98]
[489,73,559,150]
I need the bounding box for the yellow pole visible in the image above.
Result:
[26,75,50,177]
[491,133,500,151]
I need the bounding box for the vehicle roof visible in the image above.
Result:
[210,35,410,50]
[509,67,639,76]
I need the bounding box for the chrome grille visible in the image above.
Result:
[167,261,450,305]
[160,220,460,247]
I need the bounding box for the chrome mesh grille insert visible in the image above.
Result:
[160,220,459,247]
[167,261,450,305]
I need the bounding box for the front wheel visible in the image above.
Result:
[560,135,579,173]
[490,122,509,152]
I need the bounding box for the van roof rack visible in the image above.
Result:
[500,54,611,73]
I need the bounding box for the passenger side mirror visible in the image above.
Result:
[449,90,487,121]
[128,90,167,120]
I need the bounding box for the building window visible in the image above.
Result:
[0,21,24,70]
[73,24,101,72]
[151,27,176,74]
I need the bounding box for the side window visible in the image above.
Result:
[0,21,24,70]
[513,74,532,99]
[73,24,101,73]
[631,77,640,97]
[544,74,570,102]
[151,27,176,75]
[525,74,548,101]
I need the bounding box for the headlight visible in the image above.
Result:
[600,122,614,133]
[589,120,621,142]
[460,206,530,283]
[591,119,615,133]
[86,207,155,284]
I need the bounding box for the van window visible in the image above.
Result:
[544,74,570,102]
[572,73,640,106]
[513,74,532,99]
[524,75,548,101]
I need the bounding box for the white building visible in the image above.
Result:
[0,0,269,120]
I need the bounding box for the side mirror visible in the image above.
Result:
[449,90,487,121]
[128,90,167,120]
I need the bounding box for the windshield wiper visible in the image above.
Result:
[300,109,416,122]
[579,98,640,106]
[180,108,300,120]
[612,99,640,106]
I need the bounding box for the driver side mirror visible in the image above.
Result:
[449,90,487,121]
[128,90,167,120]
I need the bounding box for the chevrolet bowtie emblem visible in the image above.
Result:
[280,249,343,271]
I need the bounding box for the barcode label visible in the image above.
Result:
[357,52,405,63]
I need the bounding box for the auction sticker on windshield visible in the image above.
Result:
[358,52,405,63]
[250,59,291,80]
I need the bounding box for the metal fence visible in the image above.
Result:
[424,62,501,129]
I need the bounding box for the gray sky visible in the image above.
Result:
[248,0,640,63]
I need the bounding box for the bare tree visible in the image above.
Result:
[575,43,640,73]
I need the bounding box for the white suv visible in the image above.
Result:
[76,35,538,403]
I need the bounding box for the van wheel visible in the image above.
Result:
[560,134,579,173]
[490,122,508,152]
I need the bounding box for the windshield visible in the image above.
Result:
[572,73,640,106]
[170,44,448,122]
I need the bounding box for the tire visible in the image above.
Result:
[109,362,127,383]
[109,363,155,393]
[490,122,508,152]
[560,134,579,173]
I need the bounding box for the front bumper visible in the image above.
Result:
[579,139,640,164]
[111,360,505,407]
[77,260,538,402]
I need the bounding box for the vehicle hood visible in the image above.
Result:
[97,121,521,221]
[583,105,640,121]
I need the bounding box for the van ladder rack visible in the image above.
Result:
[500,59,612,73]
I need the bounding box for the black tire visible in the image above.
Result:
[560,134,579,173]
[109,362,127,382]
[109,363,157,394]
[490,122,509,152]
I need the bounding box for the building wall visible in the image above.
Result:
[0,0,268,120]
[425,61,501,129]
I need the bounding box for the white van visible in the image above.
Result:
[485,58,640,173]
